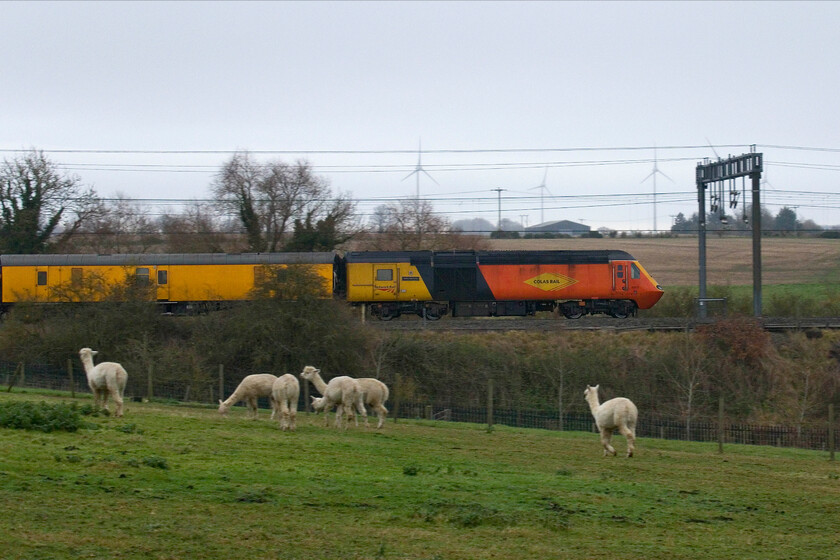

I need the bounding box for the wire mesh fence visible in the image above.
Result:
[2,360,837,453]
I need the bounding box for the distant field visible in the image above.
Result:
[489,237,840,286]
[1,391,839,560]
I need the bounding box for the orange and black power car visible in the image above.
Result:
[343,250,664,320]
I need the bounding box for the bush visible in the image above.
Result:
[0,401,98,432]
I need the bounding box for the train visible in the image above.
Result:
[0,250,664,320]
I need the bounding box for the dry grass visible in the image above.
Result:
[488,237,840,286]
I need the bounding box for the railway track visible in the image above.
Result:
[363,315,840,333]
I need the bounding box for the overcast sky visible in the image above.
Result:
[3,1,839,231]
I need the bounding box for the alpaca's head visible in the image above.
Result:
[310,396,325,412]
[584,385,599,400]
[218,400,230,416]
[300,366,320,380]
[79,348,98,360]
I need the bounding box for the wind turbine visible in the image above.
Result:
[529,166,552,225]
[640,146,673,232]
[402,139,438,202]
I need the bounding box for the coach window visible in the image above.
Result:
[135,268,150,285]
[37,271,47,286]
[157,270,168,285]
[376,268,393,282]
[631,263,641,279]
[71,268,83,286]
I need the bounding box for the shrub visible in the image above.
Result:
[0,401,98,432]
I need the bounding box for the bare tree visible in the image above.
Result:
[362,199,484,251]
[159,202,233,253]
[0,150,101,253]
[212,152,356,252]
[74,195,159,254]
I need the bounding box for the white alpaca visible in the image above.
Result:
[271,374,300,431]
[218,374,278,419]
[584,384,638,457]
[299,366,366,429]
[357,378,389,428]
[78,348,128,417]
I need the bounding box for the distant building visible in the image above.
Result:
[525,220,591,236]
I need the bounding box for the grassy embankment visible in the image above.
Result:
[1,390,838,560]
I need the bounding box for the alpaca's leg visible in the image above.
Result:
[112,390,124,417]
[376,405,388,429]
[601,428,616,456]
[358,397,369,428]
[619,425,636,457]
[248,397,258,419]
[290,401,297,431]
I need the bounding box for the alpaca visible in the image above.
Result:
[584,384,638,457]
[218,374,278,419]
[271,374,300,431]
[356,378,389,429]
[311,378,388,428]
[299,366,366,429]
[78,348,128,417]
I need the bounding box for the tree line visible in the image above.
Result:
[0,149,483,255]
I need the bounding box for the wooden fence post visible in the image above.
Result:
[218,364,224,403]
[487,378,494,432]
[829,403,835,462]
[67,358,75,398]
[558,386,564,431]
[718,396,725,454]
[147,364,154,401]
[303,378,310,413]
[393,374,400,424]
[20,362,25,388]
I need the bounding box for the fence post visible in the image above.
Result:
[147,364,154,401]
[303,377,310,413]
[425,405,433,420]
[218,364,224,404]
[487,378,494,432]
[558,386,563,431]
[829,403,835,462]
[20,362,25,388]
[67,358,75,398]
[393,373,400,424]
[718,396,725,454]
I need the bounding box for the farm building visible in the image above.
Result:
[525,220,591,236]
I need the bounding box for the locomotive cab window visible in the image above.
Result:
[376,269,393,282]
[37,271,47,286]
[631,263,641,279]
[616,265,624,278]
[157,270,168,285]
[135,268,150,285]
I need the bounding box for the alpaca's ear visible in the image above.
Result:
[315,369,320,374]
[310,396,317,402]
[593,384,599,391]
[91,350,99,356]
[218,400,224,405]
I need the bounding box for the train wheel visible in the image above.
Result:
[561,303,585,319]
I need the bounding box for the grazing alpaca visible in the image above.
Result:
[357,378,389,428]
[299,366,366,429]
[218,374,278,419]
[78,348,128,417]
[584,384,638,457]
[271,374,300,431]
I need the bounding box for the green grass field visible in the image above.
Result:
[1,391,838,560]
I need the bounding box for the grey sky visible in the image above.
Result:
[3,1,839,231]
